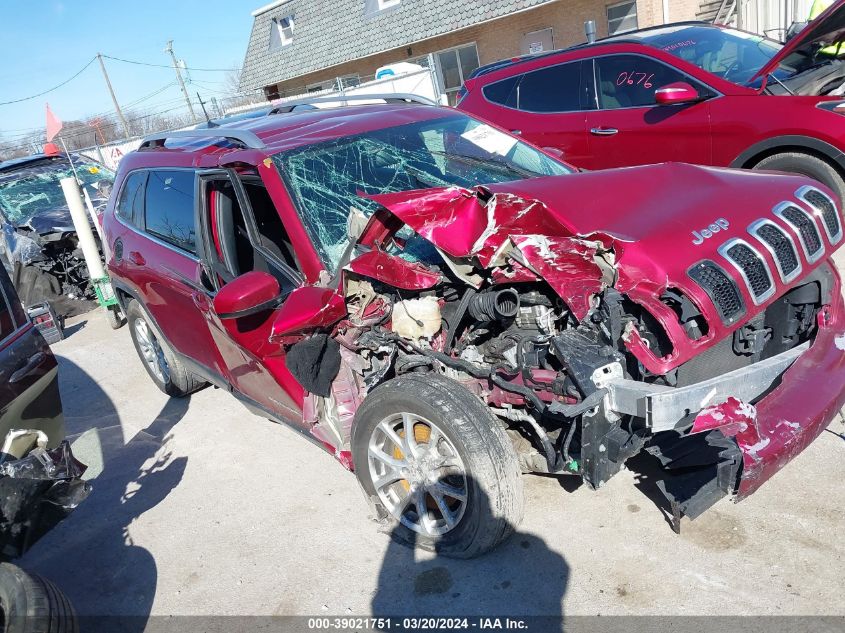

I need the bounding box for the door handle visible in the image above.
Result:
[510,129,522,135]
[128,251,145,266]
[590,127,619,136]
[192,292,211,312]
[10,352,46,384]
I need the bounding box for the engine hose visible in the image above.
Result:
[468,288,519,321]
[547,388,608,418]
[562,419,577,465]
[489,372,559,472]
[443,288,476,352]
[390,334,602,473]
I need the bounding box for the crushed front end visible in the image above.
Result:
[282,159,845,526]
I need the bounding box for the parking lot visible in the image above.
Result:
[15,250,845,620]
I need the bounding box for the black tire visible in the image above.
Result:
[125,299,205,397]
[352,373,524,558]
[0,563,77,633]
[13,266,61,308]
[105,306,125,330]
[753,152,845,203]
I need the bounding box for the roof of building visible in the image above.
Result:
[239,0,558,92]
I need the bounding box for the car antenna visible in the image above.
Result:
[197,92,218,127]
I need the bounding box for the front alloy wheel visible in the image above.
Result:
[352,373,524,558]
[368,413,468,537]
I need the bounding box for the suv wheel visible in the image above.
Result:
[753,152,845,202]
[126,299,205,397]
[352,373,524,558]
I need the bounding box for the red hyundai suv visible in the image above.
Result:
[457,0,845,201]
[103,95,845,557]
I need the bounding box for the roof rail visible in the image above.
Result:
[139,129,266,150]
[269,92,437,114]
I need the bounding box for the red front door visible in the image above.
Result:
[195,171,306,422]
[581,54,713,170]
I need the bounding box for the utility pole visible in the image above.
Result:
[165,40,198,124]
[97,53,131,140]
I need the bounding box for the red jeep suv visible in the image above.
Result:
[103,95,845,557]
[457,0,845,201]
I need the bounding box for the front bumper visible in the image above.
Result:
[602,281,845,499]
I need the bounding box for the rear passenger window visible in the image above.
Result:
[483,75,521,109]
[144,170,197,254]
[516,61,584,112]
[115,171,146,226]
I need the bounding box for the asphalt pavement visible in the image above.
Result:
[19,249,845,621]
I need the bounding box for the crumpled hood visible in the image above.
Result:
[369,162,837,373]
[373,162,819,292]
[16,205,77,235]
[482,162,820,284]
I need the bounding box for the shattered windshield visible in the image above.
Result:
[0,159,115,225]
[274,113,571,272]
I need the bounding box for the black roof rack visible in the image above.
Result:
[269,92,436,113]
[139,128,266,150]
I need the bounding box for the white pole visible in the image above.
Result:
[60,177,106,281]
[81,187,106,243]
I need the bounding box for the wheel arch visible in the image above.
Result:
[732,135,845,180]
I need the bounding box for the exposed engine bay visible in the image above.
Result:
[280,170,844,526]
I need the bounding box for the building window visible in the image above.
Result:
[365,0,400,15]
[607,1,638,35]
[269,15,294,50]
[337,74,361,89]
[306,80,334,93]
[434,43,480,105]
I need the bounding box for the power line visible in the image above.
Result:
[0,57,97,106]
[101,54,234,72]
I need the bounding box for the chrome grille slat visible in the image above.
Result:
[797,185,842,245]
[773,202,824,264]
[718,239,775,305]
[687,260,745,325]
[748,219,801,284]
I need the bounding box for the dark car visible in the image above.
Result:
[0,152,114,314]
[0,260,88,628]
[457,0,845,201]
[103,95,844,557]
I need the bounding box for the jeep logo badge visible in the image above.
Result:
[692,218,730,245]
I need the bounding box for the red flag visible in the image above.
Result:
[45,103,63,142]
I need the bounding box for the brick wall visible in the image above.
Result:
[266,0,684,97]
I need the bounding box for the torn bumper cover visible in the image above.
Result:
[603,304,845,507]
[0,440,89,559]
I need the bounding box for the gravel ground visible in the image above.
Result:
[18,248,845,620]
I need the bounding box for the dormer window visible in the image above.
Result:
[269,15,294,49]
[378,0,400,8]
